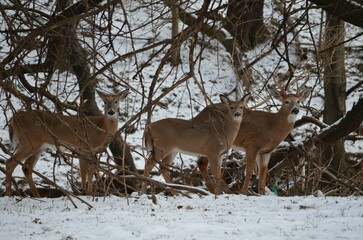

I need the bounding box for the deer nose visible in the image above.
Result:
[235,112,242,118]
[108,109,116,116]
[292,108,299,115]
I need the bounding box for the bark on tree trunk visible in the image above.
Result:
[49,0,139,193]
[225,0,266,50]
[322,12,349,175]
[168,0,181,66]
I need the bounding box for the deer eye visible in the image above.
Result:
[285,101,289,104]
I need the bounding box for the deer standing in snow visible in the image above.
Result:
[5,89,129,197]
[194,86,311,195]
[141,94,251,194]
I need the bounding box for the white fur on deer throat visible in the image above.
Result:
[288,113,297,123]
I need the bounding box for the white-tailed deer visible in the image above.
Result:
[5,89,129,197]
[141,94,250,194]
[195,86,311,195]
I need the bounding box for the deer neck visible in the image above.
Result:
[87,114,118,136]
[222,116,242,147]
[102,115,119,134]
[277,106,296,130]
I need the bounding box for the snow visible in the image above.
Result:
[1,194,362,240]
[1,0,363,239]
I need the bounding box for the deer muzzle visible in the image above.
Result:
[108,109,116,116]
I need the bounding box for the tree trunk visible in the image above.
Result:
[225,0,266,50]
[322,12,348,175]
[50,0,139,193]
[168,0,181,66]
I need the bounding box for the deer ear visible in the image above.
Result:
[118,88,130,99]
[219,95,230,105]
[299,87,311,100]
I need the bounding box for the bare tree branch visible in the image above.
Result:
[308,0,363,28]
[317,97,363,143]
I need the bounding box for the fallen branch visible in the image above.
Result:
[310,160,363,195]
[294,116,328,129]
[118,170,211,197]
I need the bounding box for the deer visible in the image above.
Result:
[5,89,129,197]
[141,94,251,194]
[194,86,311,195]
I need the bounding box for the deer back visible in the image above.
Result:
[194,87,311,153]
[234,108,295,153]
[145,94,249,157]
[10,111,116,153]
[10,88,129,154]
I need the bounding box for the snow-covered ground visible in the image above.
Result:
[1,194,363,240]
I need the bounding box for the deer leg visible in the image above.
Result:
[242,150,258,195]
[5,146,33,196]
[197,157,215,193]
[79,158,88,194]
[6,157,21,197]
[208,155,224,195]
[141,151,160,194]
[85,154,97,195]
[160,152,176,183]
[22,151,42,198]
[87,159,95,196]
[77,155,97,196]
[257,153,271,195]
